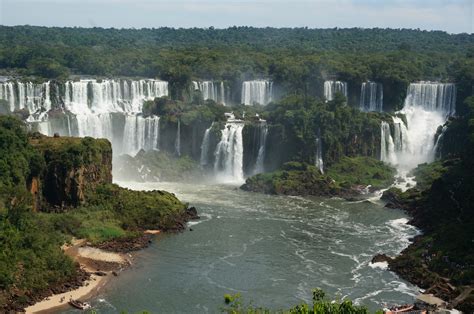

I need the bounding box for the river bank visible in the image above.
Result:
[380,160,474,312]
[73,181,420,313]
[24,239,130,313]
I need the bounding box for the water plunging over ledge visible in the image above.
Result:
[380,82,456,189]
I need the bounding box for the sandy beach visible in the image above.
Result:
[24,239,129,314]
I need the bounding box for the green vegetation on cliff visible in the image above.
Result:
[0,117,76,309]
[381,97,474,312]
[327,156,395,190]
[0,116,191,310]
[241,157,394,197]
[261,94,384,169]
[241,162,338,196]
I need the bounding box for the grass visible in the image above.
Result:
[327,156,396,189]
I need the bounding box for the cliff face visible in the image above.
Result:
[29,134,112,210]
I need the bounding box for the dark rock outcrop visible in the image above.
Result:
[371,253,393,264]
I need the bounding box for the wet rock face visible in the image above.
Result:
[29,135,112,210]
[371,253,392,264]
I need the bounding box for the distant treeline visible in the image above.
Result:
[0,26,472,111]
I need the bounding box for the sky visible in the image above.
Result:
[0,0,472,34]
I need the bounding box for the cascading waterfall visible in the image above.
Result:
[380,82,456,172]
[315,129,324,174]
[62,79,166,155]
[434,125,448,159]
[1,79,168,156]
[253,121,268,174]
[193,81,227,105]
[0,82,15,111]
[122,115,160,155]
[324,80,348,102]
[214,114,245,182]
[360,82,383,112]
[241,80,273,106]
[175,119,181,157]
[200,122,214,167]
[0,81,51,116]
[64,79,168,114]
[380,121,397,165]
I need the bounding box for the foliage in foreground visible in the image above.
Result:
[0,116,76,308]
[223,289,377,314]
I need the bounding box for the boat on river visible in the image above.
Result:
[68,299,92,310]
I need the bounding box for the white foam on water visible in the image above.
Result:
[369,261,389,270]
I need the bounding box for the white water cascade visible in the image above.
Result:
[214,113,245,182]
[64,79,168,114]
[1,79,168,156]
[253,121,268,175]
[200,122,214,167]
[315,130,324,174]
[324,80,348,102]
[66,79,167,155]
[360,82,383,112]
[193,81,226,105]
[122,115,160,155]
[0,81,52,119]
[241,80,273,106]
[380,82,456,172]
[175,119,181,157]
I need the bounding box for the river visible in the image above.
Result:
[62,181,419,313]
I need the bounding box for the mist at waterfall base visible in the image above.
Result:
[380,82,456,177]
[60,181,419,314]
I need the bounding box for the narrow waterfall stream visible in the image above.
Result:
[315,129,324,173]
[253,121,268,174]
[360,82,383,112]
[200,122,214,167]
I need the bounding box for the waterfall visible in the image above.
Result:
[324,80,348,102]
[241,80,273,106]
[200,122,214,167]
[214,114,245,182]
[65,79,168,114]
[219,82,226,105]
[405,82,456,116]
[0,82,15,111]
[253,121,268,174]
[122,115,160,155]
[315,129,324,174]
[193,81,226,105]
[76,113,113,140]
[42,81,52,112]
[175,119,181,157]
[0,79,168,155]
[380,121,397,165]
[0,81,49,115]
[360,82,383,112]
[433,125,448,159]
[380,82,456,171]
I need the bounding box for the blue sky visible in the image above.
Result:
[0,0,472,34]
